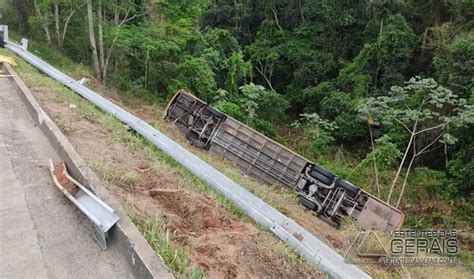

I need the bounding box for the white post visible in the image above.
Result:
[78,77,89,85]
[21,38,28,50]
[0,25,8,42]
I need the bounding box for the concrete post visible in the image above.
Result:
[0,25,8,42]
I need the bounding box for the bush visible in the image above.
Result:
[292,113,336,156]
[320,91,365,142]
[406,167,447,201]
[215,101,246,122]
[302,81,336,112]
[251,119,277,139]
[446,145,474,198]
[170,56,216,101]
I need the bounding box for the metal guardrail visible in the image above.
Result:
[4,28,370,278]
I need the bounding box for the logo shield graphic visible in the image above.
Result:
[344,231,389,264]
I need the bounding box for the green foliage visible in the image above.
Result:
[239,82,267,121]
[292,113,336,156]
[359,76,474,205]
[205,28,240,58]
[202,29,252,95]
[215,101,246,122]
[169,56,216,101]
[358,77,474,139]
[339,14,417,96]
[255,89,289,124]
[434,31,474,98]
[302,82,336,112]
[405,168,447,201]
[446,138,474,198]
[224,51,253,95]
[251,118,277,139]
[361,135,401,171]
[114,24,181,94]
[319,91,365,142]
[237,82,288,124]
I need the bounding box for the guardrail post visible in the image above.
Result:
[21,38,28,50]
[0,25,8,42]
[78,77,89,85]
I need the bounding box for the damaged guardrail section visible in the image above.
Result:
[5,33,370,279]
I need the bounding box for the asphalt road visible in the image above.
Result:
[0,75,134,278]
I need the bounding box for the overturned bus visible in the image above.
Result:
[165,90,404,233]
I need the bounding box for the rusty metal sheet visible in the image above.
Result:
[355,197,404,232]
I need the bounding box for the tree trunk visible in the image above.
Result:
[233,0,239,29]
[298,0,305,23]
[387,131,415,204]
[103,37,118,82]
[396,142,416,209]
[61,8,79,46]
[34,0,51,43]
[86,0,101,80]
[369,125,381,198]
[271,7,283,32]
[378,18,384,38]
[98,0,105,82]
[444,142,448,167]
[145,48,150,90]
[54,3,61,46]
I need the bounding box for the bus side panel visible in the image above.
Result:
[210,117,307,188]
[355,196,404,232]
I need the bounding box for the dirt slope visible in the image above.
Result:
[30,84,323,278]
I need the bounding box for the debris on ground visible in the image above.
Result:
[52,162,78,194]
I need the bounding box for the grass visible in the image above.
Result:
[89,161,140,193]
[129,211,204,279]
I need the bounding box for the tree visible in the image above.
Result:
[433,31,474,98]
[367,0,403,38]
[30,0,84,47]
[202,29,252,96]
[86,0,146,82]
[239,82,266,122]
[245,20,285,91]
[339,14,417,96]
[170,56,216,101]
[86,0,100,79]
[358,76,474,207]
[54,0,85,48]
[319,90,365,142]
[292,113,337,156]
[224,52,252,96]
[33,0,52,43]
[362,135,402,197]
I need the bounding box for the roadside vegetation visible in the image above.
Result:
[2,0,473,277]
